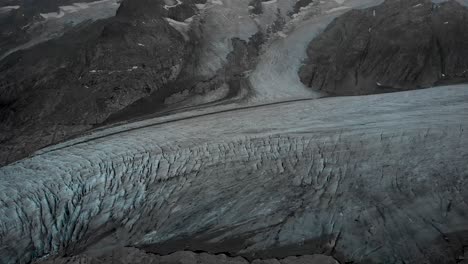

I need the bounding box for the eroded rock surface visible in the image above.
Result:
[0,0,267,166]
[35,248,338,264]
[1,86,467,264]
[0,0,121,60]
[0,0,194,165]
[299,0,468,95]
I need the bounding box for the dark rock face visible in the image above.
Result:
[106,26,263,124]
[116,0,165,18]
[0,6,36,58]
[299,0,468,95]
[292,0,314,14]
[0,0,105,52]
[5,0,103,14]
[0,0,262,166]
[249,0,279,15]
[0,0,193,165]
[165,0,198,21]
[34,248,339,264]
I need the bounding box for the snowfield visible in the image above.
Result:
[0,0,120,61]
[1,85,468,263]
[0,5,20,13]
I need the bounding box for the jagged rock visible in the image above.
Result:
[0,0,121,65]
[279,255,338,264]
[292,0,314,14]
[0,0,270,166]
[116,0,166,18]
[0,0,115,54]
[0,0,193,165]
[34,248,337,264]
[164,0,199,22]
[299,0,468,95]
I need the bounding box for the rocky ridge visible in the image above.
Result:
[0,0,200,165]
[0,0,314,166]
[35,248,339,264]
[299,0,468,95]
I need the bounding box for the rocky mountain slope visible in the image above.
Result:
[0,1,468,263]
[299,0,468,95]
[3,0,468,166]
[0,0,467,164]
[35,249,339,264]
[0,0,353,165]
[1,86,468,264]
[0,0,197,165]
[0,0,121,60]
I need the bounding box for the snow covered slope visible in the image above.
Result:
[1,85,467,264]
[248,0,383,102]
[0,0,121,60]
[193,0,258,77]
[244,0,468,102]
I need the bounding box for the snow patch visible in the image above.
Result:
[165,16,194,41]
[40,11,65,19]
[165,17,188,26]
[277,31,287,38]
[40,0,117,19]
[262,0,278,5]
[211,0,224,5]
[0,5,20,13]
[127,66,139,72]
[1,0,120,61]
[164,0,182,10]
[326,6,351,13]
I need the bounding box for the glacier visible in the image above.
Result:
[0,85,467,263]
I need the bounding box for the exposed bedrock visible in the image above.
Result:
[0,0,203,166]
[0,0,121,62]
[35,248,339,264]
[299,0,468,95]
[1,86,467,264]
[0,0,264,166]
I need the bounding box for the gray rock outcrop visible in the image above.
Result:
[0,0,194,165]
[299,0,468,95]
[35,248,339,264]
[0,0,262,167]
